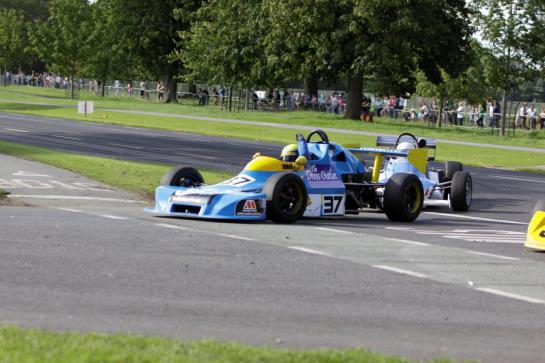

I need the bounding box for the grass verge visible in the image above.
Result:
[0,325,464,363]
[1,86,545,148]
[1,102,544,170]
[0,141,232,199]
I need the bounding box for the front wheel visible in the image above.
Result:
[450,171,472,211]
[383,173,423,222]
[263,173,307,223]
[161,166,204,187]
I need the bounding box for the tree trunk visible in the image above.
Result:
[303,77,318,97]
[245,87,250,111]
[438,92,445,128]
[101,80,106,97]
[164,73,177,103]
[345,71,363,120]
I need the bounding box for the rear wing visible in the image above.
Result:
[376,136,436,161]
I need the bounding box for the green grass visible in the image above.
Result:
[0,86,544,171]
[0,141,232,199]
[0,325,465,363]
[2,86,545,146]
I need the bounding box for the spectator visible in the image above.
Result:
[219,86,226,107]
[285,90,293,111]
[476,103,485,128]
[202,88,209,105]
[528,104,537,129]
[374,96,383,117]
[456,102,464,126]
[127,80,133,97]
[139,80,146,99]
[361,95,373,123]
[157,81,165,101]
[113,80,120,95]
[539,106,545,129]
[273,89,281,111]
[518,103,528,129]
[492,100,501,128]
[318,94,326,111]
[212,87,219,106]
[311,94,318,111]
[252,90,258,110]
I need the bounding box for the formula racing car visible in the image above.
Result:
[369,133,473,211]
[147,129,425,223]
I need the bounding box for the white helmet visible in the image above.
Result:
[396,141,416,150]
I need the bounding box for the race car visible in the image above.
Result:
[525,198,545,250]
[361,132,472,211]
[147,129,424,223]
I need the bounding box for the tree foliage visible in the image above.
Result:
[108,0,201,102]
[0,8,27,74]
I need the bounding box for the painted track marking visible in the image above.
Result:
[216,233,259,242]
[5,128,29,133]
[476,288,545,304]
[176,152,215,160]
[385,237,430,247]
[56,208,83,213]
[98,214,128,220]
[491,175,545,184]
[51,134,81,141]
[155,223,192,231]
[7,195,144,204]
[288,246,333,257]
[465,250,520,261]
[423,211,527,225]
[372,265,428,279]
[315,227,353,234]
[108,143,143,150]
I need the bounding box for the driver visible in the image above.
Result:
[280,144,298,162]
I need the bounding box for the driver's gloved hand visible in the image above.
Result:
[296,133,305,142]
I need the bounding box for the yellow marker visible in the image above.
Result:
[525,211,545,250]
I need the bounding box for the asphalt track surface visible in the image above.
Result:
[1,112,545,362]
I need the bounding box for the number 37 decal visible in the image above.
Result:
[322,195,344,215]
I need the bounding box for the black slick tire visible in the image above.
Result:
[443,161,463,199]
[450,171,472,211]
[161,166,204,187]
[383,173,423,222]
[263,173,307,223]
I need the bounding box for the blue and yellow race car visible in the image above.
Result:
[147,130,425,223]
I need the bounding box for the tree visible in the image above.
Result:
[261,0,473,119]
[84,0,128,96]
[109,0,201,103]
[0,8,27,83]
[0,0,50,21]
[30,0,93,98]
[476,0,539,135]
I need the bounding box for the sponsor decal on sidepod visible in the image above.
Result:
[236,199,265,216]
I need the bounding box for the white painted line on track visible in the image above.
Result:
[465,250,520,261]
[155,223,192,231]
[108,143,143,150]
[385,237,430,247]
[423,211,527,225]
[288,246,333,257]
[216,233,259,242]
[98,214,128,220]
[491,175,545,184]
[51,135,81,141]
[315,227,354,234]
[372,265,428,279]
[56,208,83,213]
[5,128,29,133]
[7,194,144,204]
[476,288,545,304]
[176,152,215,160]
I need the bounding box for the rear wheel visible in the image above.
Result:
[450,171,472,211]
[263,173,307,223]
[443,161,463,199]
[383,173,423,222]
[161,166,204,187]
